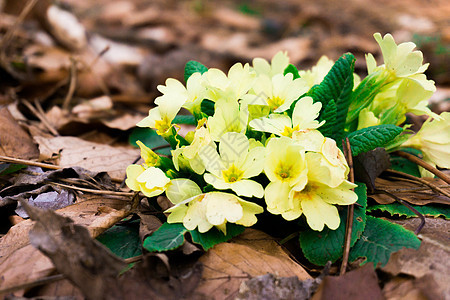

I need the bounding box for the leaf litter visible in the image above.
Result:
[0,0,449,299]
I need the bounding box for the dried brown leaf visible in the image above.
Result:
[311,264,383,300]
[34,136,139,180]
[0,107,39,160]
[195,229,311,299]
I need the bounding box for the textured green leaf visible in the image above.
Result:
[317,99,337,138]
[283,64,300,79]
[307,53,355,141]
[143,223,188,252]
[368,203,450,219]
[349,216,421,267]
[173,114,196,125]
[299,183,367,266]
[347,125,403,156]
[129,127,171,155]
[184,60,208,82]
[200,99,215,117]
[190,223,245,251]
[96,220,142,259]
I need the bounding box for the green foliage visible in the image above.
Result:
[96,220,142,259]
[346,70,388,126]
[0,163,26,176]
[184,60,208,82]
[143,223,188,252]
[317,99,337,138]
[143,222,245,252]
[347,125,403,156]
[190,223,245,250]
[368,203,450,219]
[200,99,215,117]
[129,127,171,155]
[307,53,355,141]
[299,183,367,266]
[283,64,300,79]
[349,216,421,267]
[173,114,197,125]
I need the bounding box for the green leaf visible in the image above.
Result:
[184,60,208,82]
[143,223,188,252]
[368,203,450,219]
[307,53,355,141]
[347,125,403,156]
[173,114,196,125]
[0,163,26,175]
[128,127,171,155]
[200,99,215,117]
[349,216,421,267]
[317,99,337,138]
[96,220,142,259]
[283,64,300,79]
[299,183,367,266]
[190,223,245,251]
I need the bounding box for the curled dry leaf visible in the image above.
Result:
[195,229,311,299]
[0,107,39,160]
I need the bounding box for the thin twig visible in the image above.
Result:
[385,169,450,199]
[0,0,39,57]
[0,155,61,170]
[375,188,426,234]
[48,182,135,197]
[393,150,450,184]
[340,138,355,276]
[22,100,59,136]
[33,98,60,136]
[62,57,78,112]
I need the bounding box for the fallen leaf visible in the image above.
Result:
[34,136,139,180]
[381,217,450,298]
[0,107,39,160]
[20,201,201,299]
[354,148,391,193]
[195,229,311,299]
[0,195,131,297]
[236,273,321,300]
[382,275,443,300]
[371,177,450,205]
[15,190,75,218]
[311,264,383,300]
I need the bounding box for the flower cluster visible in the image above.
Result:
[126,33,446,235]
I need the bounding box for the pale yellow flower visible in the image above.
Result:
[298,56,334,88]
[203,63,255,102]
[136,140,161,167]
[125,165,170,197]
[207,99,249,141]
[198,132,265,198]
[242,73,308,113]
[165,179,263,234]
[172,124,214,174]
[367,33,435,91]
[249,96,324,137]
[252,51,290,77]
[402,112,450,171]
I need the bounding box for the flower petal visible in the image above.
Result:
[166,179,202,204]
[231,179,264,198]
[301,195,340,231]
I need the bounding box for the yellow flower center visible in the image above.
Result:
[267,96,285,111]
[275,163,293,181]
[281,125,300,137]
[155,116,172,135]
[222,164,244,183]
